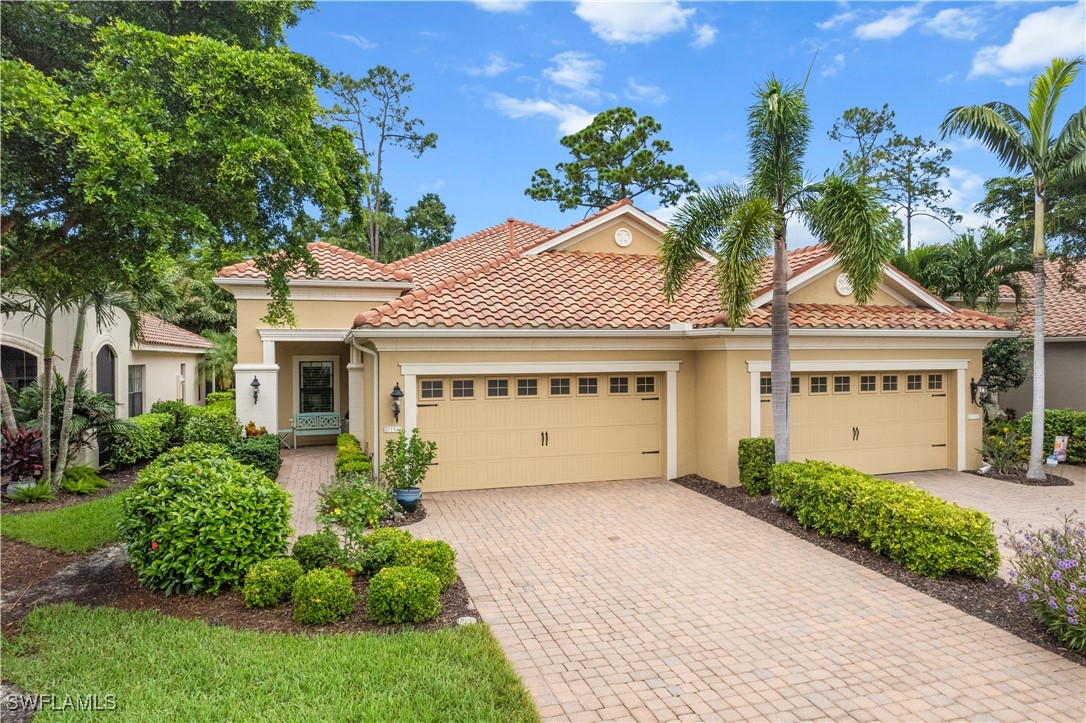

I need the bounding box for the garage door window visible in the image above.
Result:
[517,378,538,397]
[578,377,598,395]
[636,376,656,394]
[928,374,943,391]
[550,378,571,396]
[609,377,629,394]
[810,376,828,394]
[759,375,772,396]
[860,375,877,393]
[487,379,509,398]
[882,375,898,392]
[833,375,851,393]
[906,374,923,391]
[421,380,444,399]
[791,376,800,394]
[452,379,475,398]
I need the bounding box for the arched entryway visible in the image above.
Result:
[95,345,117,466]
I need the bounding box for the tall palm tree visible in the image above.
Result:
[941,57,1086,479]
[661,75,896,462]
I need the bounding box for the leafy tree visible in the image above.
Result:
[879,135,960,250]
[327,67,438,259]
[405,193,456,249]
[942,57,1086,480]
[661,75,896,463]
[983,337,1031,396]
[526,107,699,213]
[828,104,897,179]
[975,174,1086,267]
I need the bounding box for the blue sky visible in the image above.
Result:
[286,1,1086,248]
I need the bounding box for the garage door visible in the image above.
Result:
[761,371,948,474]
[416,374,663,491]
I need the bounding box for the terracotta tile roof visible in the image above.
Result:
[715,304,1012,331]
[216,242,412,283]
[1014,259,1086,337]
[750,245,832,299]
[137,313,213,349]
[389,219,556,286]
[355,251,719,329]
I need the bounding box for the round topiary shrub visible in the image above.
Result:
[367,566,441,624]
[354,527,413,577]
[292,529,341,571]
[119,449,292,595]
[292,567,356,624]
[395,539,457,590]
[183,408,242,446]
[243,557,304,608]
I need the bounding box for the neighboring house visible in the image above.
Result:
[998,259,1086,414]
[1,309,212,418]
[216,200,1013,490]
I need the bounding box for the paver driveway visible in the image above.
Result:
[411,479,1085,722]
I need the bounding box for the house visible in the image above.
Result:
[1,309,212,419]
[998,259,1086,414]
[216,200,1014,490]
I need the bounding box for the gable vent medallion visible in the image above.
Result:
[614,227,633,247]
[835,273,853,297]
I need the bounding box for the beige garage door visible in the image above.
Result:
[761,371,948,474]
[416,374,663,491]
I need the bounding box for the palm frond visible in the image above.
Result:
[940,104,1030,173]
[1027,58,1083,163]
[659,185,746,302]
[747,76,811,202]
[1052,105,1086,164]
[711,196,776,327]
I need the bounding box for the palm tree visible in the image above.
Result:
[941,57,1086,479]
[199,330,237,392]
[661,75,896,463]
[930,230,1031,312]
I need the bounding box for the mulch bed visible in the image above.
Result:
[0,464,143,514]
[0,539,78,603]
[968,470,1075,487]
[385,503,428,527]
[673,474,1086,667]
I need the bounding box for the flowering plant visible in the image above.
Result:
[1004,512,1086,652]
[980,423,1022,475]
[315,472,398,572]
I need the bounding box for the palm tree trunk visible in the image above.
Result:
[770,230,791,463]
[54,302,88,479]
[1025,197,1046,480]
[40,309,55,487]
[0,371,17,432]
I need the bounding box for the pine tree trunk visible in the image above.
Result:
[1025,195,1047,480]
[770,228,791,463]
[54,302,88,479]
[0,371,18,433]
[40,311,55,487]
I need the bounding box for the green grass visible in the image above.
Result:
[2,604,540,722]
[1,492,125,553]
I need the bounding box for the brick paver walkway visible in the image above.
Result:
[276,446,335,538]
[410,480,1085,722]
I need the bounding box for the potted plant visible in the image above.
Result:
[380,428,437,513]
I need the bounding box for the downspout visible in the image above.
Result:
[351,337,381,474]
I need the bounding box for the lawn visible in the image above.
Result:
[0,492,125,553]
[2,604,540,722]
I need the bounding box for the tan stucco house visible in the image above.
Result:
[216,200,1014,491]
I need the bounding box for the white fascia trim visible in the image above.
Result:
[1046,336,1086,342]
[685,327,1018,339]
[746,358,970,372]
[258,328,354,343]
[133,345,210,355]
[750,256,838,309]
[214,277,415,291]
[400,360,682,376]
[353,327,686,338]
[234,363,280,373]
[882,266,955,313]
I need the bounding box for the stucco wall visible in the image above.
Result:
[789,272,903,306]
[1000,340,1086,413]
[558,218,662,255]
[235,297,394,364]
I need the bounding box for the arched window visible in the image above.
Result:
[96,346,117,401]
[1,345,39,391]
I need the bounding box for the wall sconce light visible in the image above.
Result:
[250,376,261,404]
[391,382,404,423]
[970,377,990,407]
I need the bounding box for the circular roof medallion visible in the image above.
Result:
[614,227,633,247]
[835,273,854,297]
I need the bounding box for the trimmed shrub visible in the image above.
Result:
[205,390,236,408]
[292,529,341,571]
[335,433,372,477]
[1016,409,1086,464]
[243,557,304,608]
[60,464,111,495]
[149,400,192,444]
[367,566,441,624]
[183,407,242,447]
[738,438,775,495]
[351,527,413,578]
[771,460,999,578]
[233,434,282,480]
[107,412,173,470]
[292,567,356,625]
[395,539,457,590]
[317,473,397,536]
[119,448,292,595]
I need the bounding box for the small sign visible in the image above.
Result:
[383,426,403,434]
[1054,436,1069,463]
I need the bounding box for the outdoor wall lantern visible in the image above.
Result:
[250,376,261,404]
[970,377,990,407]
[391,383,404,423]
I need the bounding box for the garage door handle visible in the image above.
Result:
[931,443,946,448]
[931,393,946,398]
[641,397,659,401]
[417,403,439,408]
[541,431,545,447]
[545,431,549,446]
[642,450,660,455]
[852,426,859,441]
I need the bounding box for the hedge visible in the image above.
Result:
[184,406,242,447]
[737,438,775,495]
[148,401,192,444]
[108,413,173,470]
[770,460,1000,578]
[233,434,282,480]
[335,433,372,477]
[1016,409,1086,464]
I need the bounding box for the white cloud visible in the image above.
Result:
[489,94,596,136]
[922,8,982,41]
[472,1,531,13]
[543,51,605,98]
[853,5,924,40]
[816,10,856,31]
[820,53,847,77]
[625,78,668,105]
[574,1,696,44]
[690,23,718,49]
[970,3,1086,78]
[465,52,520,77]
[329,33,376,50]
